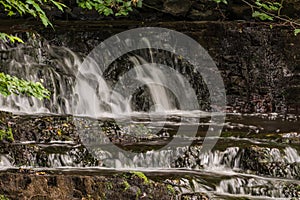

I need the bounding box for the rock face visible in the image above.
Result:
[163,0,192,16]
[0,2,299,199]
[1,20,299,113]
[34,21,298,114]
[0,171,174,200]
[240,146,300,179]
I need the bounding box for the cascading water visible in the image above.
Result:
[0,31,299,199]
[0,35,79,114]
[0,34,193,116]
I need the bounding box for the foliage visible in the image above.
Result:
[252,10,273,21]
[212,0,227,5]
[0,0,66,27]
[213,0,300,36]
[0,72,50,100]
[0,0,67,45]
[0,127,13,142]
[0,0,142,43]
[76,0,143,16]
[251,0,282,21]
[0,1,142,99]
[0,33,24,43]
[294,29,300,36]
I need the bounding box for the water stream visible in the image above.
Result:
[0,32,299,199]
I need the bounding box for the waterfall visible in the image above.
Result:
[0,35,195,118]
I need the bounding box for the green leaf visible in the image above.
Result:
[0,33,24,43]
[255,1,262,7]
[269,5,279,11]
[252,11,273,21]
[124,1,131,7]
[103,8,113,16]
[7,10,15,16]
[85,2,93,10]
[137,0,142,8]
[50,0,67,11]
[294,29,300,36]
[212,0,227,4]
[0,72,51,99]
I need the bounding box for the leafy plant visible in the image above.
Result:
[0,0,67,44]
[0,72,50,100]
[0,1,144,100]
[255,0,281,12]
[76,0,143,16]
[213,0,300,36]
[251,0,282,21]
[0,0,143,44]
[212,0,227,5]
[252,10,273,21]
[0,0,67,27]
[0,33,24,43]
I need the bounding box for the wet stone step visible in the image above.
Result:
[0,111,299,199]
[0,143,98,168]
[174,145,300,180]
[0,170,191,200]
[216,177,300,198]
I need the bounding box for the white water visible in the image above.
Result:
[0,37,197,118]
[1,33,299,199]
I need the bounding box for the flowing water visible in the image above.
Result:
[0,32,299,199]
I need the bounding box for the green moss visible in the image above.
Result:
[0,195,9,200]
[130,171,149,185]
[85,194,94,200]
[0,127,14,142]
[123,180,131,191]
[135,188,142,200]
[105,182,113,190]
[221,131,235,137]
[166,184,175,195]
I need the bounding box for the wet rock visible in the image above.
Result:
[1,20,299,113]
[0,143,98,167]
[180,193,209,200]
[218,176,300,198]
[163,0,192,16]
[7,114,77,143]
[280,132,300,144]
[240,146,300,179]
[0,171,175,200]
